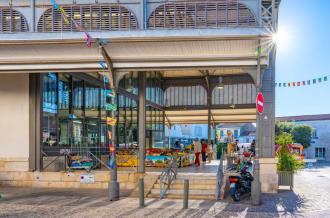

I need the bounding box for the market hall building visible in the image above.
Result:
[0,0,280,196]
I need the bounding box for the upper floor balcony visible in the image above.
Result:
[0,0,279,39]
[0,0,280,73]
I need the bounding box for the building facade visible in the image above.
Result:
[277,114,330,162]
[216,123,256,143]
[0,0,280,193]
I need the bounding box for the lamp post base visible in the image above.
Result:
[109,181,120,201]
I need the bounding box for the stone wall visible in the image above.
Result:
[0,171,138,191]
[0,74,30,173]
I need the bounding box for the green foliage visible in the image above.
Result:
[275,122,294,136]
[292,125,312,148]
[275,132,293,147]
[276,122,313,149]
[276,133,304,172]
[277,153,304,171]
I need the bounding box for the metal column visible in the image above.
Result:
[138,72,146,173]
[207,88,212,145]
[30,0,35,32]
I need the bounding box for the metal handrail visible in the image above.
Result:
[215,150,226,200]
[159,156,178,199]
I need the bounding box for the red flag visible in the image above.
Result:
[288,82,291,87]
[297,82,300,86]
[292,82,296,86]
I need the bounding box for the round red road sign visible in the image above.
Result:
[256,92,264,114]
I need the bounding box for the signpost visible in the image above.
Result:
[256,92,264,114]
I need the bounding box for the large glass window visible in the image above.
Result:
[117,94,138,148]
[58,74,70,147]
[42,73,58,147]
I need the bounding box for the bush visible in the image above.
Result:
[276,133,304,172]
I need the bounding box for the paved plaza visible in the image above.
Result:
[1,162,330,218]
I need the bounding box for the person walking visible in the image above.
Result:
[207,142,213,163]
[201,139,208,163]
[193,138,201,166]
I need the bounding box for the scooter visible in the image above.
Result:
[229,165,254,202]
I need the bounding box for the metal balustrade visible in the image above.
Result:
[0,7,29,32]
[37,4,138,32]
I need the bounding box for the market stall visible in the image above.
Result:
[116,147,195,168]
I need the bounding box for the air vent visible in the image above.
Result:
[0,8,29,32]
[148,0,257,29]
[37,4,138,32]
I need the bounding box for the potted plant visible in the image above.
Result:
[276,133,304,190]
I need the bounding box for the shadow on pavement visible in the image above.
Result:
[217,190,307,217]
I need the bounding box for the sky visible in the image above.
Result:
[275,0,330,117]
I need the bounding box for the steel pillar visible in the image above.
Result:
[30,0,35,32]
[138,72,146,173]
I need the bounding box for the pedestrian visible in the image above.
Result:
[201,139,208,163]
[234,139,240,152]
[250,139,256,156]
[193,138,201,166]
[207,142,213,163]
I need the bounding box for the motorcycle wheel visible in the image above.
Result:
[229,187,241,202]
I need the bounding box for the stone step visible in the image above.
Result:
[147,193,215,200]
[155,179,217,185]
[175,175,217,180]
[153,183,215,190]
[150,188,215,195]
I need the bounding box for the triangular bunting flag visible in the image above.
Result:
[313,79,317,84]
[297,82,300,86]
[107,117,117,126]
[318,78,322,83]
[324,76,328,82]
[105,103,117,111]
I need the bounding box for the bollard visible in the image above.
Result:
[139,177,145,208]
[183,179,189,209]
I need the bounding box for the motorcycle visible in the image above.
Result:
[229,164,254,202]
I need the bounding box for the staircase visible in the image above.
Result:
[147,173,217,200]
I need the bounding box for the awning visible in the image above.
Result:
[165,108,256,125]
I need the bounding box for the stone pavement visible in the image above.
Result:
[1,162,330,218]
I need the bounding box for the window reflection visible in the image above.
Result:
[42,73,57,147]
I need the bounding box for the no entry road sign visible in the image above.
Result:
[256,92,264,114]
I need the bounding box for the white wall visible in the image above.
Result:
[0,74,29,158]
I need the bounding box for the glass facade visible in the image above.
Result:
[42,73,108,153]
[41,71,166,170]
[146,72,164,149]
[117,72,165,149]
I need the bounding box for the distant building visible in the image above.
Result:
[216,123,256,143]
[277,114,330,161]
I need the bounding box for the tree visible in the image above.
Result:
[275,122,294,136]
[292,125,312,148]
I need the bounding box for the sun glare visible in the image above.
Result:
[272,27,290,49]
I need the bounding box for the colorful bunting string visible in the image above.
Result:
[51,0,92,47]
[275,75,329,88]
